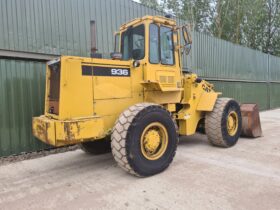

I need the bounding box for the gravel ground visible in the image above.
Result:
[0,145,78,165]
[0,109,279,210]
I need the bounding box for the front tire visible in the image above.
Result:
[111,103,178,177]
[205,98,242,148]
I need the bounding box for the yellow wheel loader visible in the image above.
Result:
[32,16,244,177]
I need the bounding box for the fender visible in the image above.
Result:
[197,91,220,111]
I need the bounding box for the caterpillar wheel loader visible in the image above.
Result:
[33,16,243,177]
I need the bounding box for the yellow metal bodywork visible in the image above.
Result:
[32,15,220,146]
[177,74,220,135]
[33,115,105,146]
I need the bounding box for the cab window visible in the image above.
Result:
[160,26,174,65]
[149,24,175,65]
[149,24,160,63]
[121,25,145,60]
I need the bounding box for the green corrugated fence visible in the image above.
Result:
[190,32,268,81]
[0,59,49,157]
[0,0,167,57]
[185,31,280,111]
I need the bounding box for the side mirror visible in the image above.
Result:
[110,52,122,60]
[182,25,192,55]
[182,25,192,45]
[132,49,144,60]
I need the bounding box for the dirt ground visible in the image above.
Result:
[0,109,280,210]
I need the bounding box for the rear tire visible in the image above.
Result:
[111,103,178,177]
[205,98,242,148]
[80,137,111,155]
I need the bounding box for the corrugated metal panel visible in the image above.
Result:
[191,32,268,81]
[0,59,49,157]
[211,81,269,110]
[0,0,179,58]
[269,55,280,81]
[269,55,280,108]
[188,31,280,111]
[187,32,276,111]
[270,83,280,109]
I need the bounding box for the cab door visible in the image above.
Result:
[143,23,182,104]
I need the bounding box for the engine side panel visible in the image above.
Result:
[177,74,220,135]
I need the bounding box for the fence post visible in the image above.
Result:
[267,54,271,109]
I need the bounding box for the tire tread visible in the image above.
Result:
[111,103,154,176]
[205,98,231,147]
[111,103,178,176]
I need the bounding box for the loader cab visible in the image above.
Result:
[114,16,183,104]
[115,16,180,65]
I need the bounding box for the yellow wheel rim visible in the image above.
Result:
[227,111,238,136]
[140,122,168,160]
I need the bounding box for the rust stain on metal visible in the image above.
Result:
[34,122,49,144]
[240,104,262,138]
[64,122,77,141]
[75,122,81,136]
[45,122,51,144]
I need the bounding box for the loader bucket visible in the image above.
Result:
[240,104,262,138]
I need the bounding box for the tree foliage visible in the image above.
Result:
[139,0,280,56]
[139,0,159,9]
[182,0,212,32]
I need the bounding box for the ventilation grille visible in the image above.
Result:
[159,76,174,84]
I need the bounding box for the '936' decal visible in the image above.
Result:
[82,65,130,77]
[111,69,129,76]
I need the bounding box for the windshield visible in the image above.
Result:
[121,24,145,60]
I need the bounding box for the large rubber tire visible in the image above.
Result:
[111,103,178,177]
[80,137,111,155]
[205,98,242,148]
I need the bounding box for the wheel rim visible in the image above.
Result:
[140,122,168,160]
[227,111,238,136]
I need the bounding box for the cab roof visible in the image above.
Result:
[120,15,177,30]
